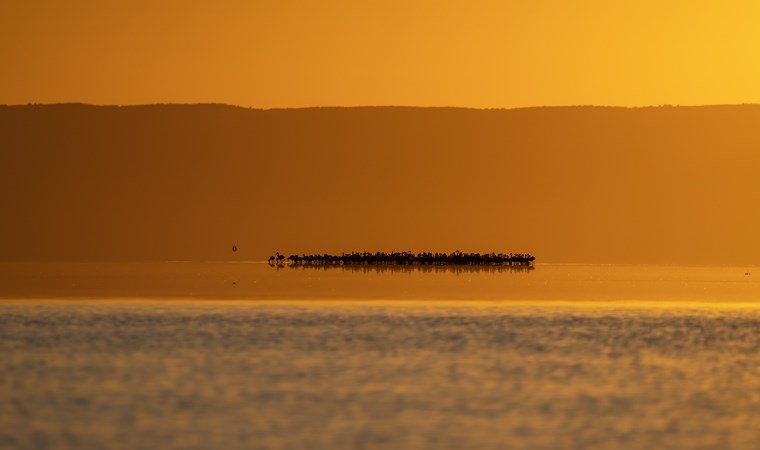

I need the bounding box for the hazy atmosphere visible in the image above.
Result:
[3,1,760,108]
[4,2,760,450]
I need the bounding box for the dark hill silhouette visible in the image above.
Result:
[2,103,760,264]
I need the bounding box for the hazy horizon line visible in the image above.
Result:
[4,102,760,112]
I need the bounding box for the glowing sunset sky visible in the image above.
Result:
[3,0,759,108]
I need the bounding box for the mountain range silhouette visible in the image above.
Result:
[2,103,759,264]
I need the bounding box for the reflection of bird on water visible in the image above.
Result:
[268,252,285,265]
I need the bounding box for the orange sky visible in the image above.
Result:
[3,1,760,108]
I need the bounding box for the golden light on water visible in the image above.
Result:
[5,280,760,449]
[5,2,760,448]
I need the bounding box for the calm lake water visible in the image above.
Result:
[3,263,760,449]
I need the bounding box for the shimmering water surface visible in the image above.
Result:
[3,263,760,449]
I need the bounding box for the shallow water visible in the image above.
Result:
[2,262,759,302]
[2,263,760,449]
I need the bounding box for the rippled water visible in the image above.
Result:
[2,263,760,449]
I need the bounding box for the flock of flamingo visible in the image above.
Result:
[267,250,535,266]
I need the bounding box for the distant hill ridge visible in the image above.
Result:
[4,102,759,109]
[3,103,760,264]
